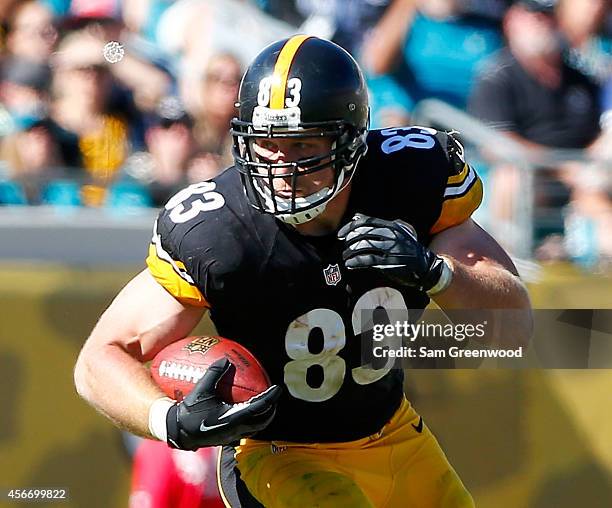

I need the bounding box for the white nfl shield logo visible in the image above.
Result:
[323,264,342,286]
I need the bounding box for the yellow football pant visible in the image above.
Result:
[233,398,474,507]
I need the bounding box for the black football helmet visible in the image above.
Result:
[231,35,369,224]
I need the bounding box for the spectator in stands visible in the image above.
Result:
[133,96,197,207]
[121,0,176,45]
[156,0,293,112]
[362,0,503,127]
[51,30,137,206]
[0,57,81,164]
[292,0,392,57]
[458,0,511,22]
[0,114,56,175]
[470,0,601,149]
[1,57,50,130]
[557,0,612,85]
[253,0,305,26]
[469,0,610,262]
[0,116,82,205]
[37,0,71,17]
[59,12,171,112]
[4,0,58,63]
[0,57,83,206]
[0,0,19,24]
[120,95,229,209]
[192,52,242,172]
[596,77,612,155]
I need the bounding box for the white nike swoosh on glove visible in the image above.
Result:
[200,420,230,432]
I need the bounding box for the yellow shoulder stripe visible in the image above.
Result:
[146,243,209,308]
[431,168,483,234]
[270,35,311,109]
[447,163,469,186]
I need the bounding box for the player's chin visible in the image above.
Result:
[273,187,306,199]
[274,188,295,197]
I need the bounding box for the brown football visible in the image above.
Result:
[150,336,270,403]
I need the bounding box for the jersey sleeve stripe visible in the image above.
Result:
[430,174,483,234]
[446,162,470,186]
[145,221,210,308]
[146,244,210,307]
[444,165,477,198]
[151,220,195,283]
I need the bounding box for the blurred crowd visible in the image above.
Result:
[0,0,611,264]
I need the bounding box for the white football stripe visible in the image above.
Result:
[158,360,204,383]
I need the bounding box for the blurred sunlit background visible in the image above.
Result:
[0,0,610,506]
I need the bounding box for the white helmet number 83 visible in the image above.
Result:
[257,77,302,108]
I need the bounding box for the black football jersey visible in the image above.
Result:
[146,127,482,442]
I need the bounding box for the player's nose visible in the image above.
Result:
[269,155,295,176]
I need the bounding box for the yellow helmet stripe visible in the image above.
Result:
[270,34,311,109]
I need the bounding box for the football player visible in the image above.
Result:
[75,36,532,507]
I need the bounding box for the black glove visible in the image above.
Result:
[166,358,282,450]
[337,214,445,292]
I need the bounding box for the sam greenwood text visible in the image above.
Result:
[372,346,525,359]
[370,320,524,359]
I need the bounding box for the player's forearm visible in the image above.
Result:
[74,342,165,439]
[431,257,533,347]
[75,269,207,438]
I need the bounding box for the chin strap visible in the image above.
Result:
[277,202,328,225]
[277,157,362,225]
